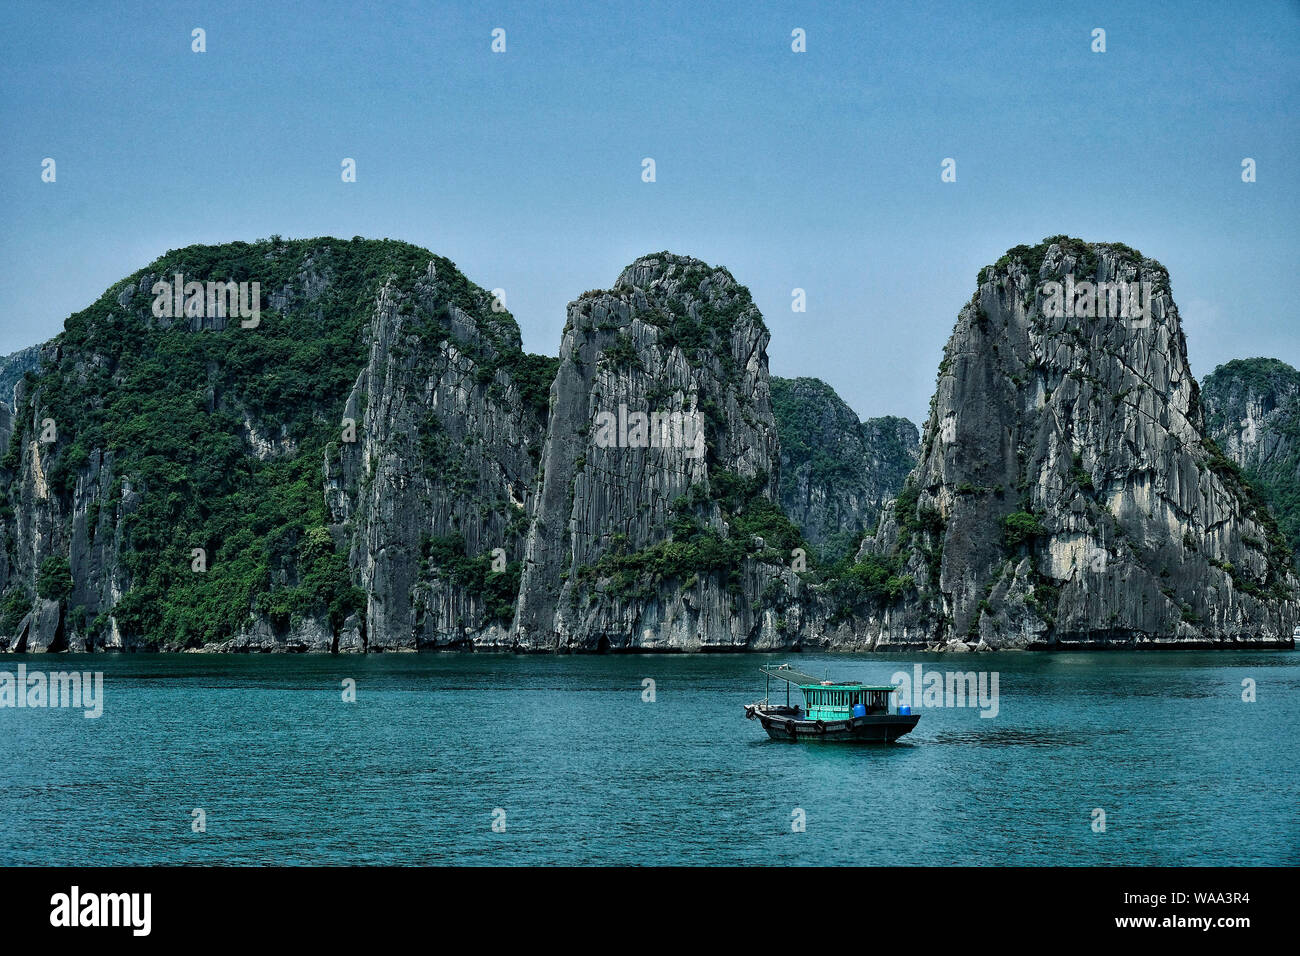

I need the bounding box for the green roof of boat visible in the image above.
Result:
[759,664,899,692]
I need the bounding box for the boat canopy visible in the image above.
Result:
[758,665,902,718]
[759,664,898,693]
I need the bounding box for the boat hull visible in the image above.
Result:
[748,707,920,743]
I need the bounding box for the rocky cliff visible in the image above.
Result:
[813,238,1298,649]
[770,375,917,561]
[1202,358,1300,566]
[511,253,802,650]
[4,236,1295,653]
[0,344,43,407]
[0,238,555,652]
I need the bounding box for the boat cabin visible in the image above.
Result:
[758,665,901,719]
[800,683,898,720]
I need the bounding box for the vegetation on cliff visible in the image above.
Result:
[0,238,551,647]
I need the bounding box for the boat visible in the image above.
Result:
[744,663,920,743]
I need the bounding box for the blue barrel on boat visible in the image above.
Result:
[852,703,867,718]
[899,705,911,715]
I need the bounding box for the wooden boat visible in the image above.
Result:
[744,664,920,743]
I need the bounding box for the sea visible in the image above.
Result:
[1,650,1296,866]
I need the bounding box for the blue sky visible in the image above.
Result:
[1,0,1297,423]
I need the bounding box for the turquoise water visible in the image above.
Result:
[1,651,1296,866]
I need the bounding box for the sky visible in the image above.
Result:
[1,0,1297,424]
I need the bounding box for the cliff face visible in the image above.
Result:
[1,338,138,653]
[0,239,554,652]
[1202,358,1300,566]
[819,238,1299,649]
[4,237,1295,653]
[0,344,43,407]
[771,375,917,561]
[326,260,553,651]
[512,253,800,650]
